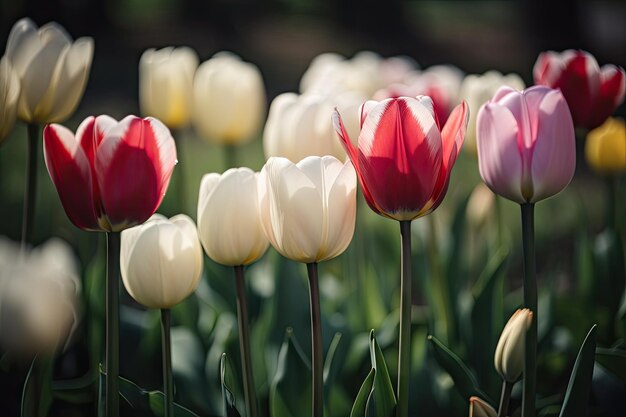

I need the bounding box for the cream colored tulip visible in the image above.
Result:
[459,71,525,154]
[469,397,497,417]
[258,156,357,263]
[495,308,533,383]
[0,237,81,355]
[466,182,496,229]
[197,168,269,266]
[0,56,20,143]
[192,52,265,145]
[4,18,94,124]
[139,46,198,129]
[120,214,203,309]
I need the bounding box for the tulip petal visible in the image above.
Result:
[530,90,575,202]
[477,102,525,203]
[586,65,626,129]
[43,124,101,230]
[557,52,600,127]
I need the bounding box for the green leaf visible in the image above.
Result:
[559,325,597,417]
[270,328,312,417]
[428,335,493,405]
[595,347,626,385]
[220,354,242,417]
[21,355,54,417]
[323,332,343,400]
[350,369,375,417]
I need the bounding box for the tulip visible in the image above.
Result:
[263,92,364,162]
[0,56,20,144]
[43,114,177,232]
[0,237,80,355]
[197,168,269,266]
[585,117,626,174]
[495,309,533,383]
[466,182,496,230]
[459,71,525,155]
[533,50,625,130]
[469,397,497,417]
[139,46,198,129]
[192,52,265,146]
[4,18,94,124]
[259,155,356,417]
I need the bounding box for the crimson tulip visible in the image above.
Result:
[44,115,177,232]
[332,96,468,221]
[533,50,625,130]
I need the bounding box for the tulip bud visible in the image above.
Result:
[192,52,265,145]
[0,237,81,355]
[466,182,496,229]
[258,156,357,263]
[494,308,533,383]
[197,168,269,266]
[585,117,626,175]
[120,214,203,309]
[139,46,198,129]
[4,18,94,124]
[0,57,20,144]
[469,397,497,417]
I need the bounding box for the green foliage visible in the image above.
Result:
[220,354,242,417]
[559,325,597,417]
[21,356,54,417]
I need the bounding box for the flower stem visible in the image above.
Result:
[21,123,40,251]
[106,232,120,417]
[606,176,618,231]
[497,381,513,417]
[397,220,412,417]
[520,203,537,417]
[234,265,258,417]
[171,128,187,213]
[306,262,323,417]
[224,144,237,171]
[161,309,173,417]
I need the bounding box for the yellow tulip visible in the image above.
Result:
[585,117,626,174]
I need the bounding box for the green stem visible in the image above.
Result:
[161,309,173,417]
[495,195,504,249]
[520,203,537,417]
[306,262,323,417]
[21,123,40,251]
[396,220,412,417]
[224,144,237,170]
[106,232,120,417]
[234,266,258,417]
[606,176,618,231]
[426,215,453,344]
[172,128,187,213]
[497,381,513,417]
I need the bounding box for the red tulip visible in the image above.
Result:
[533,50,625,130]
[44,115,177,232]
[333,96,468,221]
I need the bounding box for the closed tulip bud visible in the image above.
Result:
[258,156,357,263]
[477,86,575,204]
[333,96,468,221]
[4,18,94,124]
[197,168,269,266]
[459,71,525,155]
[469,397,497,417]
[139,46,198,129]
[495,308,533,383]
[0,237,81,355]
[120,214,203,309]
[534,50,625,130]
[43,115,177,232]
[585,117,626,174]
[0,57,20,144]
[193,52,265,145]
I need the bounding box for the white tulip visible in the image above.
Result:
[120,214,203,309]
[192,52,266,145]
[469,397,497,417]
[0,56,20,143]
[139,46,198,129]
[459,70,525,154]
[258,156,357,263]
[0,237,81,355]
[197,168,269,266]
[4,18,94,124]
[494,308,533,383]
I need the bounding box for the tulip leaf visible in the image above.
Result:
[428,335,493,405]
[349,330,396,417]
[595,347,626,385]
[323,332,343,399]
[220,354,242,417]
[21,356,54,417]
[559,325,597,417]
[270,328,312,417]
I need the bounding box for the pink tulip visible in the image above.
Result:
[333,96,468,221]
[44,115,177,231]
[477,86,575,204]
[533,50,625,130]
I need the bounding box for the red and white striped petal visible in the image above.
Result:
[587,65,626,129]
